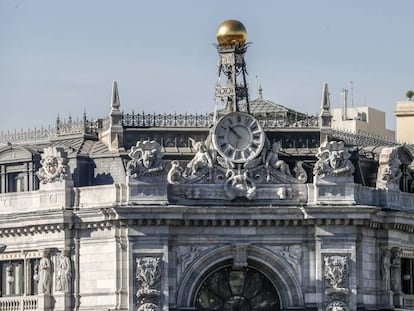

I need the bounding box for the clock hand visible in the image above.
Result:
[228,126,242,139]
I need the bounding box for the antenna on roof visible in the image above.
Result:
[349,81,354,107]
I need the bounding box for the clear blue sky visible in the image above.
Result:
[1,0,413,132]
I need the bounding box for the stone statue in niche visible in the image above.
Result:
[324,255,349,292]
[376,147,402,191]
[184,138,213,177]
[55,252,72,292]
[136,256,161,311]
[37,147,70,184]
[390,248,401,292]
[314,140,354,179]
[380,249,390,291]
[38,256,51,294]
[127,140,164,177]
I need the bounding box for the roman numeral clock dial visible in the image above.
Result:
[213,112,265,163]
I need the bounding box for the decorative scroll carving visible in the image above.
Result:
[380,249,391,291]
[376,147,402,191]
[127,141,164,178]
[136,257,161,311]
[324,255,349,292]
[55,252,72,292]
[167,160,183,185]
[37,147,70,184]
[390,247,401,292]
[314,140,354,179]
[326,301,349,311]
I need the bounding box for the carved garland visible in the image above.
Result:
[136,256,162,311]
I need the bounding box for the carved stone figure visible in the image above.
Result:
[324,255,349,291]
[390,248,401,292]
[380,249,390,291]
[184,138,213,177]
[38,256,51,294]
[127,141,164,177]
[376,147,402,191]
[55,252,72,292]
[314,140,354,179]
[37,147,70,184]
[136,257,161,311]
[265,141,291,181]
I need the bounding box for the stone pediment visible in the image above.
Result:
[0,145,39,163]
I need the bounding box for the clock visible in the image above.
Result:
[212,112,265,163]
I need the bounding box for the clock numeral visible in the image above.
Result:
[233,150,241,160]
[224,146,234,157]
[243,149,252,159]
[227,118,233,125]
[218,135,225,139]
[237,115,241,123]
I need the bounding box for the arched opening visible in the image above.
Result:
[194,264,280,311]
[176,245,304,310]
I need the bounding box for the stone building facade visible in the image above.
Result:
[0,20,414,311]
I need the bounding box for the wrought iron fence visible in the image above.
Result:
[121,111,319,129]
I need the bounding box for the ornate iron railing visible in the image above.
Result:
[121,111,319,128]
[0,116,99,146]
[332,128,397,146]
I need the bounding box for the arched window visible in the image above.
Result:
[195,266,280,311]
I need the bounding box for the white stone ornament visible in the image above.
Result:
[184,138,213,177]
[324,255,349,291]
[376,147,402,191]
[127,140,164,177]
[136,257,161,311]
[314,140,354,179]
[326,301,349,311]
[37,147,70,184]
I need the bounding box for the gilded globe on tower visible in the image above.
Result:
[216,20,247,46]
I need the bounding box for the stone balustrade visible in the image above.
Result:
[0,183,412,214]
[0,296,37,311]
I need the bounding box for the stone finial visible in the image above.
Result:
[320,82,333,143]
[111,80,120,110]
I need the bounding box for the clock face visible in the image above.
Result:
[213,112,265,163]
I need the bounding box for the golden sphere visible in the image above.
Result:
[216,20,247,46]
